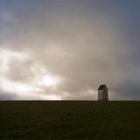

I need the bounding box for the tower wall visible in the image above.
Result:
[98,90,108,101]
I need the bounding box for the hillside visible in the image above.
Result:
[0,101,140,139]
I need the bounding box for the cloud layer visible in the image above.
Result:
[0,0,140,100]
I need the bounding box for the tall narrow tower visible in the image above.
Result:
[98,84,108,101]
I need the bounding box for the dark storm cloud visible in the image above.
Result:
[0,0,140,100]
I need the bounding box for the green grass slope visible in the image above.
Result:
[0,101,140,140]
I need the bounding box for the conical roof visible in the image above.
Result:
[98,84,108,90]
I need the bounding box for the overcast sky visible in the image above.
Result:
[0,0,140,100]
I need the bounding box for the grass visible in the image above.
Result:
[0,101,140,140]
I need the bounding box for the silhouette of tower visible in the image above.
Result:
[98,84,108,101]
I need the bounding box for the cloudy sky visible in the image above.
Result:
[0,0,140,100]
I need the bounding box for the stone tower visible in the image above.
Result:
[98,84,108,101]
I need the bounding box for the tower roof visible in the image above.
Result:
[98,84,108,90]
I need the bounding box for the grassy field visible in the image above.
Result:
[0,101,140,140]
